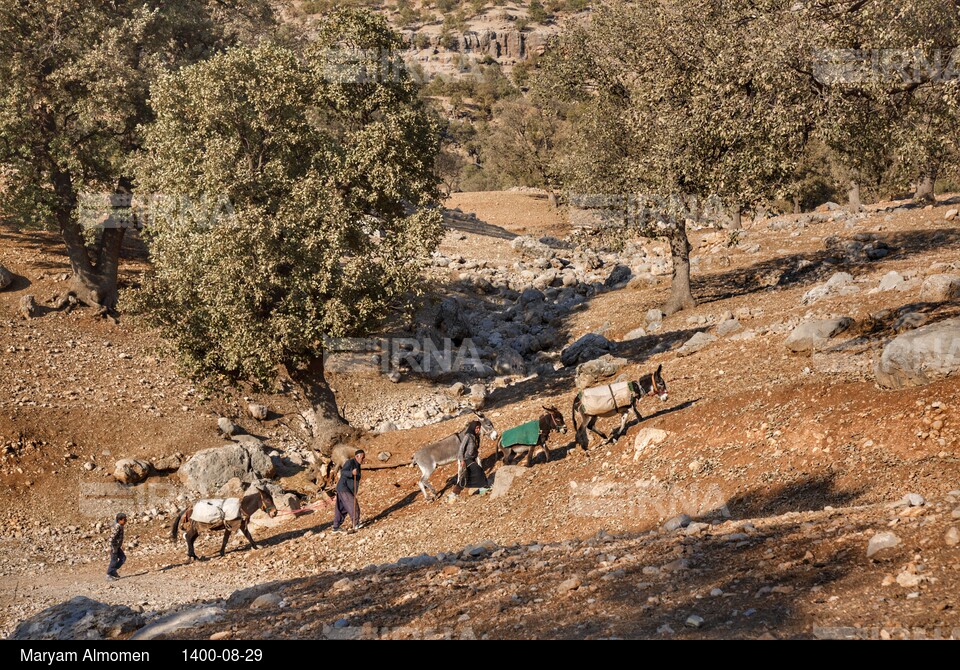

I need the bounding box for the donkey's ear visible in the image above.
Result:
[656,364,663,375]
[543,405,556,412]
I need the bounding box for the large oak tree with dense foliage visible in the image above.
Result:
[0,0,275,310]
[541,0,809,314]
[131,10,443,448]
[801,1,960,208]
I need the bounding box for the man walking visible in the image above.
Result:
[332,449,364,533]
[106,512,127,581]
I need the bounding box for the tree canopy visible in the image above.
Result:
[0,0,275,308]
[130,11,443,444]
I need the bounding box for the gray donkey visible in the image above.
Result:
[412,413,496,500]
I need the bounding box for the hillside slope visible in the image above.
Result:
[2,191,960,638]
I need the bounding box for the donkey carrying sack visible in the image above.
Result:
[580,381,636,416]
[191,498,242,525]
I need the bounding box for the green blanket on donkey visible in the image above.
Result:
[500,420,541,448]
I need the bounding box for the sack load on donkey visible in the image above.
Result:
[572,364,668,451]
[171,483,277,561]
[496,406,566,467]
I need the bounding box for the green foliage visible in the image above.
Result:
[528,1,549,23]
[480,97,570,196]
[541,0,811,228]
[130,12,443,386]
[0,0,275,307]
[802,1,960,197]
[0,0,271,231]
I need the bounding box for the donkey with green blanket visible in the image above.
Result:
[496,406,567,467]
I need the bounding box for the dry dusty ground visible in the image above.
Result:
[1,191,959,639]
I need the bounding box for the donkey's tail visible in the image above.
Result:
[170,508,186,543]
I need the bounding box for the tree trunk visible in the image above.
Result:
[729,206,742,231]
[793,195,801,215]
[914,163,938,204]
[847,180,862,213]
[286,356,356,453]
[662,223,697,316]
[53,170,125,310]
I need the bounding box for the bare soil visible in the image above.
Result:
[1,191,959,639]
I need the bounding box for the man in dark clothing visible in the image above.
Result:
[106,512,127,581]
[333,450,364,533]
[453,421,489,495]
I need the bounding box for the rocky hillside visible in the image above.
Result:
[290,1,582,78]
[2,190,960,639]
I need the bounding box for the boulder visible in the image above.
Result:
[490,465,526,500]
[785,317,854,353]
[801,272,858,304]
[663,514,692,532]
[130,606,224,641]
[231,434,265,450]
[519,287,546,307]
[178,443,276,496]
[677,332,717,357]
[435,297,471,343]
[19,294,38,319]
[226,582,286,610]
[919,274,960,302]
[945,208,958,222]
[511,236,555,260]
[645,309,664,324]
[893,312,928,333]
[715,319,742,337]
[0,264,12,290]
[876,271,904,292]
[247,404,269,421]
[575,355,628,389]
[875,318,960,389]
[250,592,284,610]
[604,264,632,288]
[561,333,614,367]
[10,596,144,640]
[634,428,669,460]
[624,326,647,341]
[152,452,184,472]
[866,532,901,559]
[217,417,237,437]
[216,477,246,498]
[113,458,153,485]
[494,346,526,375]
[273,492,300,514]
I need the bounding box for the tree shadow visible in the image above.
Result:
[443,209,517,240]
[695,227,960,305]
[163,475,877,640]
[365,490,423,525]
[484,327,704,415]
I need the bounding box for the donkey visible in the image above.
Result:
[572,364,668,451]
[311,443,362,489]
[171,483,277,561]
[496,406,567,467]
[412,413,497,501]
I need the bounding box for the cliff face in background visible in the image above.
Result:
[400,25,561,76]
[289,2,586,78]
[401,25,557,61]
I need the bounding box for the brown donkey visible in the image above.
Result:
[171,483,277,561]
